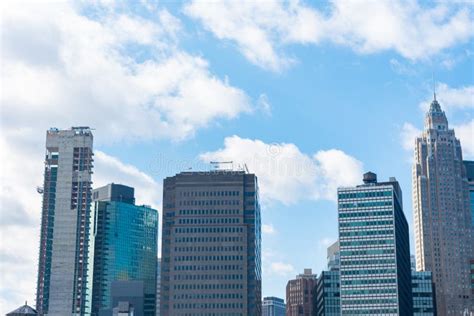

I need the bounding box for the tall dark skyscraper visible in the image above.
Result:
[338,172,412,315]
[413,96,474,314]
[36,127,94,315]
[160,170,262,316]
[90,183,158,316]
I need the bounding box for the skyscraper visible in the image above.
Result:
[413,96,474,314]
[160,170,262,316]
[286,269,317,316]
[411,271,437,316]
[464,160,474,296]
[156,258,161,316]
[338,172,412,315]
[315,241,340,316]
[36,127,94,315]
[262,297,285,316]
[90,183,158,316]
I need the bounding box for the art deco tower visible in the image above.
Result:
[413,95,474,314]
[36,127,94,315]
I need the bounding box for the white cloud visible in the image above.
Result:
[262,223,276,235]
[184,0,474,71]
[94,151,162,208]
[400,123,422,151]
[1,1,252,144]
[0,1,255,312]
[419,83,474,112]
[199,135,363,204]
[453,120,474,159]
[257,94,272,116]
[184,0,323,71]
[269,262,296,276]
[399,120,473,159]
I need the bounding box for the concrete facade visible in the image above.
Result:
[36,127,94,315]
[160,171,262,316]
[413,97,474,314]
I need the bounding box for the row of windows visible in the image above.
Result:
[340,220,393,228]
[341,298,398,305]
[173,274,244,281]
[175,227,244,234]
[178,218,240,225]
[174,264,243,271]
[340,230,393,237]
[339,201,393,209]
[175,236,243,243]
[173,303,243,310]
[338,191,392,200]
[340,249,394,256]
[173,293,243,300]
[341,278,396,286]
[179,209,240,215]
[342,288,397,295]
[179,200,240,206]
[339,210,393,218]
[174,255,244,262]
[342,308,398,315]
[174,246,244,252]
[341,268,396,276]
[181,191,241,197]
[340,239,394,247]
[341,258,395,266]
[173,283,243,290]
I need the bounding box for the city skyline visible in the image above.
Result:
[1,1,473,314]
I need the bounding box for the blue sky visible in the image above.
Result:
[1,0,473,313]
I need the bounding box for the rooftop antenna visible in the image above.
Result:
[432,69,436,101]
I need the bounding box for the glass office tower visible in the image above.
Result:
[315,240,340,316]
[36,127,94,315]
[160,171,262,316]
[412,271,436,316]
[337,172,412,315]
[262,297,285,316]
[90,183,158,316]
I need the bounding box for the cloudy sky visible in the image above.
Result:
[1,0,473,313]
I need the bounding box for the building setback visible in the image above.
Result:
[315,240,340,316]
[262,296,285,316]
[338,172,412,315]
[36,127,94,315]
[286,269,317,316]
[90,183,158,316]
[160,171,262,316]
[413,96,474,314]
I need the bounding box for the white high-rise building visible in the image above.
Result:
[36,127,94,315]
[412,95,474,314]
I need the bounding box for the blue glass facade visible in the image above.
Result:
[315,271,340,316]
[262,296,285,316]
[338,173,412,315]
[412,271,436,316]
[90,184,158,316]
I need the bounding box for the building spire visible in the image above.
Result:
[432,70,436,101]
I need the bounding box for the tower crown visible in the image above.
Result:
[425,95,448,130]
